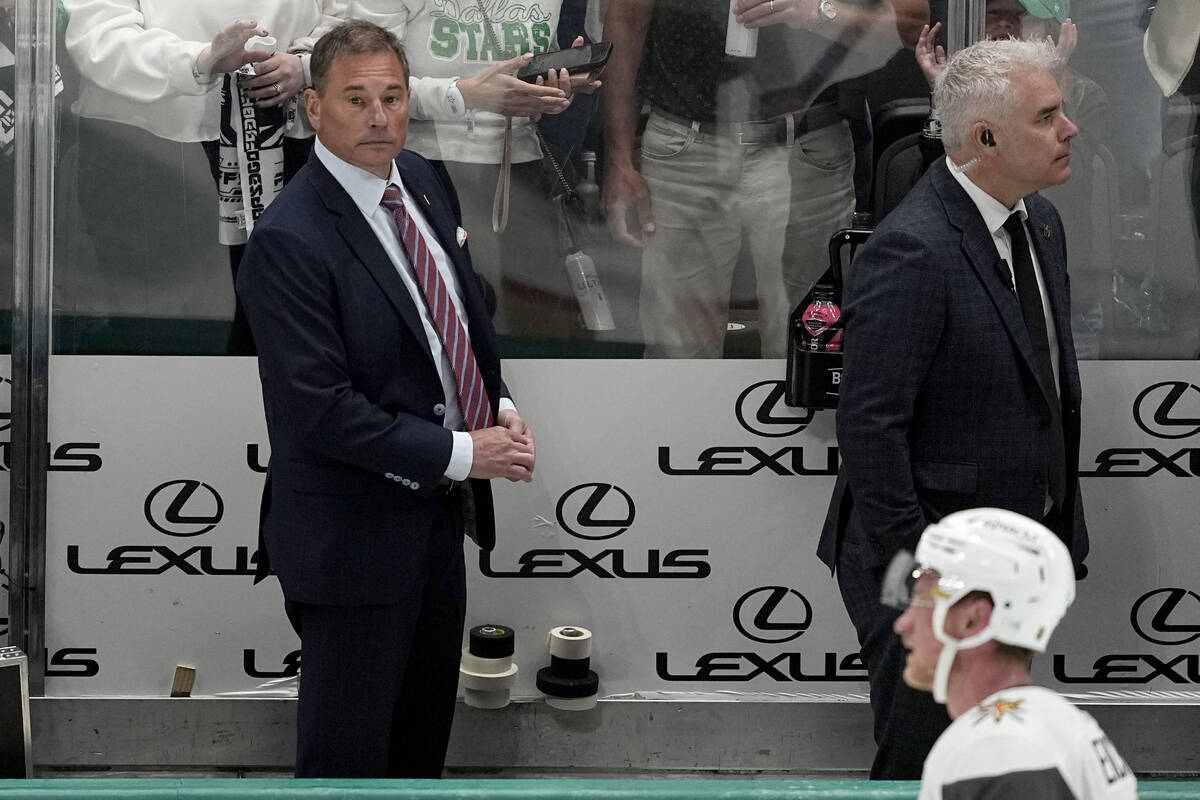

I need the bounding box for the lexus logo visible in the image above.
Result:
[1131,587,1200,646]
[555,483,635,540]
[1133,382,1200,439]
[733,586,813,644]
[736,381,816,438]
[144,480,225,537]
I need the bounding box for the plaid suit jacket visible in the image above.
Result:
[818,158,1087,572]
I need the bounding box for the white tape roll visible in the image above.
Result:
[463,687,511,709]
[546,694,598,711]
[460,648,516,676]
[460,670,517,692]
[547,626,592,660]
[245,35,277,53]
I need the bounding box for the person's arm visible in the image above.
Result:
[601,0,655,247]
[290,0,348,53]
[61,0,266,101]
[835,228,945,554]
[915,21,945,88]
[344,0,569,120]
[733,0,928,48]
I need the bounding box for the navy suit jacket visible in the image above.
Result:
[818,158,1088,572]
[237,149,504,606]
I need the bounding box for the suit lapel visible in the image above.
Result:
[1026,194,1082,405]
[930,161,1043,384]
[308,155,432,358]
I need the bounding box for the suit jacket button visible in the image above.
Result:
[433,403,446,416]
[1033,477,1047,490]
[401,477,411,486]
[385,472,395,479]
[394,475,403,482]
[411,481,421,491]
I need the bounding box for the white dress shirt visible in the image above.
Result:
[315,137,514,481]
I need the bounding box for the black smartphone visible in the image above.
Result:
[516,41,612,84]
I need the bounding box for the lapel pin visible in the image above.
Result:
[456,226,468,247]
[1041,224,1052,240]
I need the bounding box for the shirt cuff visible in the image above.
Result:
[183,45,221,93]
[445,78,467,118]
[446,431,473,482]
[300,53,312,88]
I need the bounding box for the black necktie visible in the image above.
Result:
[1003,212,1067,512]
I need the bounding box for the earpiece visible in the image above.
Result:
[982,129,996,147]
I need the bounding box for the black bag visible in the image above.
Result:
[785,221,873,408]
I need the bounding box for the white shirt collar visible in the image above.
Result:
[314,135,404,216]
[945,156,1029,236]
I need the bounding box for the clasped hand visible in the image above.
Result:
[468,410,536,482]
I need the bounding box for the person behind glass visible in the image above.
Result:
[602,0,929,358]
[62,1,344,354]
[344,1,599,348]
[818,38,1088,779]
[1144,0,1200,271]
[916,1,1108,136]
[884,508,1137,800]
[236,19,536,778]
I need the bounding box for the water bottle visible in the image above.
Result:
[563,250,616,331]
[785,222,872,409]
[800,287,843,352]
[577,151,601,227]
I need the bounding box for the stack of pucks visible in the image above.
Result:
[536,625,599,710]
[459,624,519,709]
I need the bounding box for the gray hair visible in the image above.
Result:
[933,38,1062,154]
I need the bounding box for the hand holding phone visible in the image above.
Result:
[516,41,612,84]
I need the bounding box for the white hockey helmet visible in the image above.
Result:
[881,507,1076,702]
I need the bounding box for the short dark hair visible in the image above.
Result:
[310,20,409,94]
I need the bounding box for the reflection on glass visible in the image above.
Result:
[54,1,341,355]
[1,0,1186,360]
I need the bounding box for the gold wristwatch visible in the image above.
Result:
[818,0,838,21]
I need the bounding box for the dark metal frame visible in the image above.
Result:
[7,0,56,695]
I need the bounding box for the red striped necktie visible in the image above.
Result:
[381,183,493,431]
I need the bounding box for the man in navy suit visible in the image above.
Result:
[818,38,1088,779]
[237,20,536,779]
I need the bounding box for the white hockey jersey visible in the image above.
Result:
[919,685,1138,800]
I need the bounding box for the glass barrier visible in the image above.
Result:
[40,0,1197,359]
[1,0,12,651]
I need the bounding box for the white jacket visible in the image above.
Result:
[63,0,345,141]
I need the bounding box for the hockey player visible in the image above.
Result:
[883,507,1138,799]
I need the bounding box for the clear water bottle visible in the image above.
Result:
[563,250,615,331]
[577,151,601,226]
